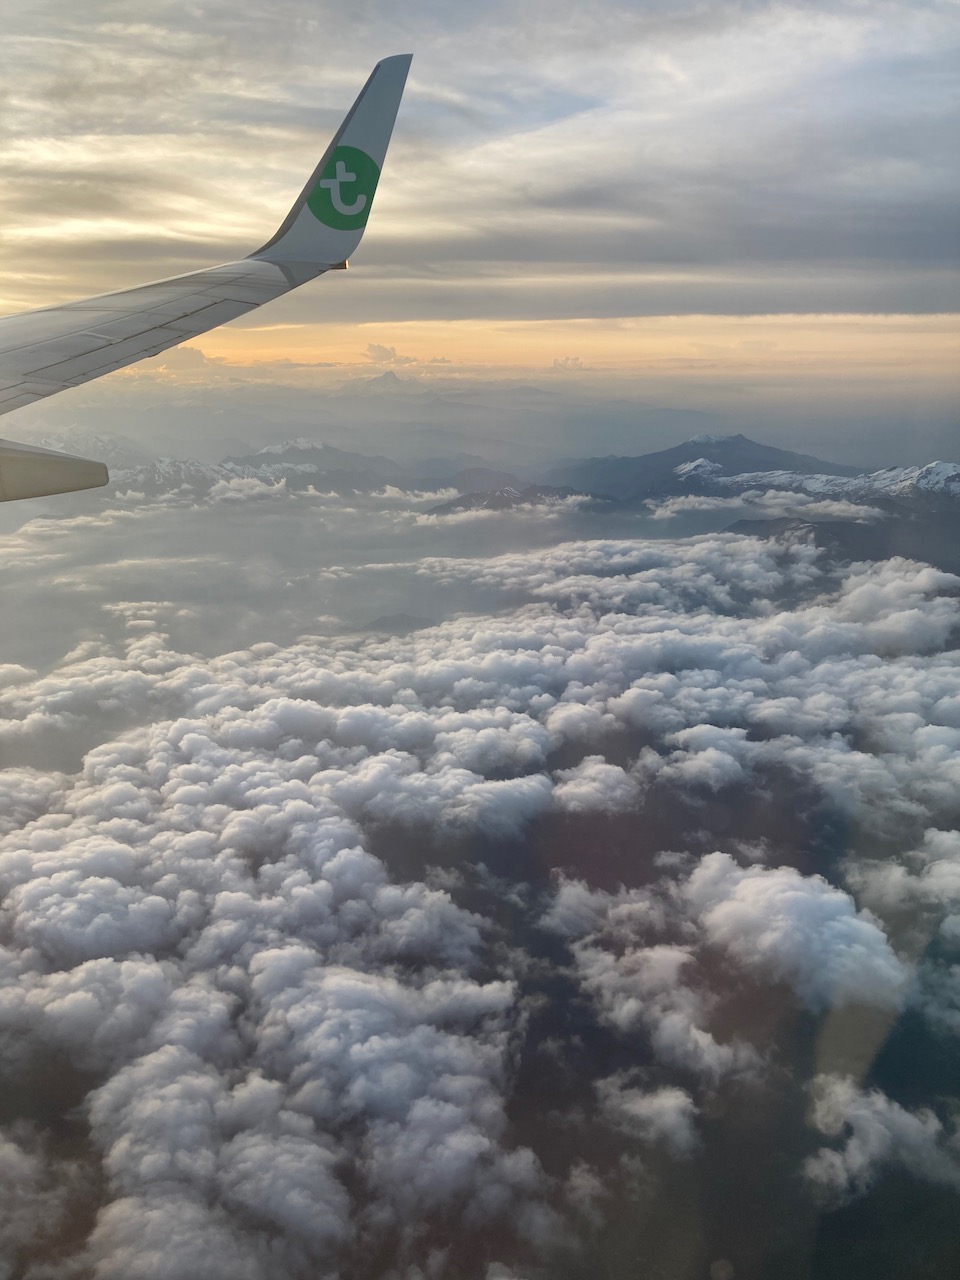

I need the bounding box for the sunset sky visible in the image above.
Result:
[0,0,956,457]
[4,8,960,1275]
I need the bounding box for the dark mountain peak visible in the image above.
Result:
[545,434,863,500]
[337,370,421,397]
[686,432,743,445]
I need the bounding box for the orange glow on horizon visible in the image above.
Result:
[181,313,959,386]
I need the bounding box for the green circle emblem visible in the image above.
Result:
[307,145,381,231]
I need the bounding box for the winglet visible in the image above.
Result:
[253,54,412,267]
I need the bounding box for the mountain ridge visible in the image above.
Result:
[101,432,960,509]
[544,434,863,499]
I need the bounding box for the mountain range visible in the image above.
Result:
[36,428,960,572]
[542,433,863,498]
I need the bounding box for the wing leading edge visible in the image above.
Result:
[0,53,412,501]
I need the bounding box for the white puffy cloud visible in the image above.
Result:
[552,756,640,814]
[804,1074,960,1201]
[844,827,960,949]
[598,1078,699,1155]
[911,961,960,1037]
[0,767,65,836]
[2,494,960,1272]
[542,877,759,1081]
[0,687,549,1273]
[414,495,589,528]
[542,844,908,1088]
[683,853,908,1011]
[646,490,884,522]
[85,1192,268,1280]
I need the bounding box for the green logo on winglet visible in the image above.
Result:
[307,145,381,231]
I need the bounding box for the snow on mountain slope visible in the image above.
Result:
[254,438,317,455]
[685,460,960,501]
[110,457,230,494]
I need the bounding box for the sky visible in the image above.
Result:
[2,5,960,1277]
[0,0,957,464]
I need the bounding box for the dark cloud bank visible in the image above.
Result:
[1,437,960,1279]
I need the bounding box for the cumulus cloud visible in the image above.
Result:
[804,1074,960,1202]
[646,490,884,522]
[552,756,640,814]
[538,850,907,1099]
[0,1125,88,1269]
[844,827,960,948]
[0,1,956,1266]
[414,494,589,528]
[598,1078,699,1155]
[542,877,760,1081]
[683,853,908,1011]
[366,344,417,366]
[2,481,960,1272]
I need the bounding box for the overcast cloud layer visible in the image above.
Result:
[0,1,955,469]
[0,0,956,322]
[1,475,959,1277]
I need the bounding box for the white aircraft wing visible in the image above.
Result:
[0,53,412,501]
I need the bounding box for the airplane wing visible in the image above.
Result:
[0,53,412,502]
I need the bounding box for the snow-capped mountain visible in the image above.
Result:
[84,434,960,579]
[223,440,405,481]
[110,457,229,495]
[544,433,862,499]
[551,437,960,508]
[707,460,960,501]
[35,429,150,470]
[252,438,319,456]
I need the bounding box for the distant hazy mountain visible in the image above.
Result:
[333,371,423,398]
[107,438,512,498]
[545,433,863,499]
[36,429,151,470]
[223,440,405,481]
[102,433,960,575]
[450,468,522,493]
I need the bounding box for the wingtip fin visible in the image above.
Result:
[253,54,412,266]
